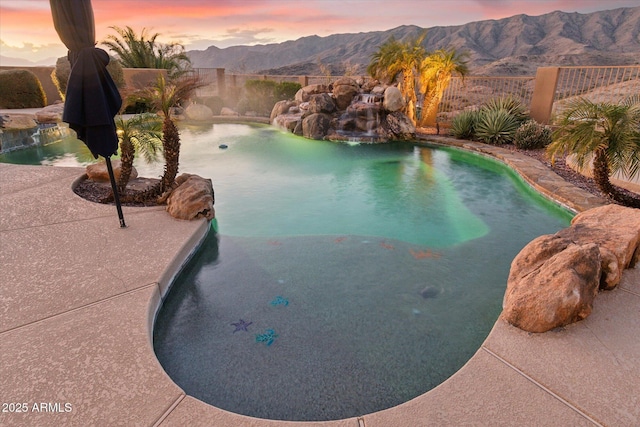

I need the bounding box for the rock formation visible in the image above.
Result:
[271,77,416,143]
[166,173,215,221]
[86,159,137,182]
[502,204,640,333]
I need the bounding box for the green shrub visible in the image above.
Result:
[52,55,125,100]
[450,110,478,139]
[481,95,528,123]
[237,79,278,116]
[474,109,520,145]
[0,69,46,108]
[513,119,552,149]
[275,81,302,101]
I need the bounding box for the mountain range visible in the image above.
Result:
[187,6,640,76]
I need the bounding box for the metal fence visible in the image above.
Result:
[551,66,640,116]
[436,76,536,122]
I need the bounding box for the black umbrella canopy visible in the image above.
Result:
[50,0,126,228]
[50,0,122,159]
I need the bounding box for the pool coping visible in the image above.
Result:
[1,134,639,426]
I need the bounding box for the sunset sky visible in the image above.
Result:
[1,0,638,64]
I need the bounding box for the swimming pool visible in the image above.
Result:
[0,123,573,421]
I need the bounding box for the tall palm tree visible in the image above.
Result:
[548,97,640,207]
[143,74,203,194]
[102,26,191,78]
[115,113,163,192]
[419,48,469,127]
[367,32,427,124]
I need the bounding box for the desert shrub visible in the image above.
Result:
[275,81,302,101]
[450,110,479,139]
[52,55,125,100]
[481,95,528,124]
[474,108,520,145]
[0,69,46,108]
[237,79,278,116]
[513,119,552,149]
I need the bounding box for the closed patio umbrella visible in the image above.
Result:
[50,0,126,227]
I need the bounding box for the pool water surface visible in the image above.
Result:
[0,123,573,421]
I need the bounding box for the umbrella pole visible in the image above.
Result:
[105,156,127,228]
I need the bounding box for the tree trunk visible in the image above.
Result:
[117,139,134,192]
[593,147,640,208]
[161,116,180,193]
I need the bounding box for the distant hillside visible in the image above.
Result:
[187,6,640,76]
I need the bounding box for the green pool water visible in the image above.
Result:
[1,123,573,421]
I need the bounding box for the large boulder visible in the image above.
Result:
[0,114,37,130]
[270,100,298,122]
[184,103,213,121]
[166,173,215,221]
[308,93,336,114]
[295,84,329,103]
[302,113,331,140]
[86,159,137,182]
[383,86,404,112]
[502,236,601,333]
[332,83,359,111]
[568,204,640,277]
[502,204,640,333]
[383,111,416,140]
[35,102,64,124]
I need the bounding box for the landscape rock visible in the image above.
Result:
[308,93,336,114]
[295,84,329,102]
[302,113,332,140]
[270,100,297,122]
[332,83,359,110]
[383,86,405,112]
[502,235,601,333]
[220,107,238,116]
[382,111,416,140]
[35,102,64,123]
[502,204,640,332]
[0,114,38,130]
[166,173,215,221]
[86,159,137,182]
[184,103,214,121]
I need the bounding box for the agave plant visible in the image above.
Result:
[450,110,478,139]
[481,96,528,123]
[474,109,520,145]
[548,97,640,207]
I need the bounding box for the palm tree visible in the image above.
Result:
[115,113,163,192]
[367,32,427,124]
[419,48,469,127]
[143,74,203,194]
[102,26,191,78]
[548,97,640,207]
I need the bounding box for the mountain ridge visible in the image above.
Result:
[187,6,640,76]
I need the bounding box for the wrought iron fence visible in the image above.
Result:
[551,66,640,116]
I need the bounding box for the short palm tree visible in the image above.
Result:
[102,26,191,78]
[367,32,427,124]
[548,97,640,207]
[419,48,469,126]
[143,74,203,195]
[115,113,163,192]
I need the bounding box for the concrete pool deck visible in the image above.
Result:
[0,141,639,426]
